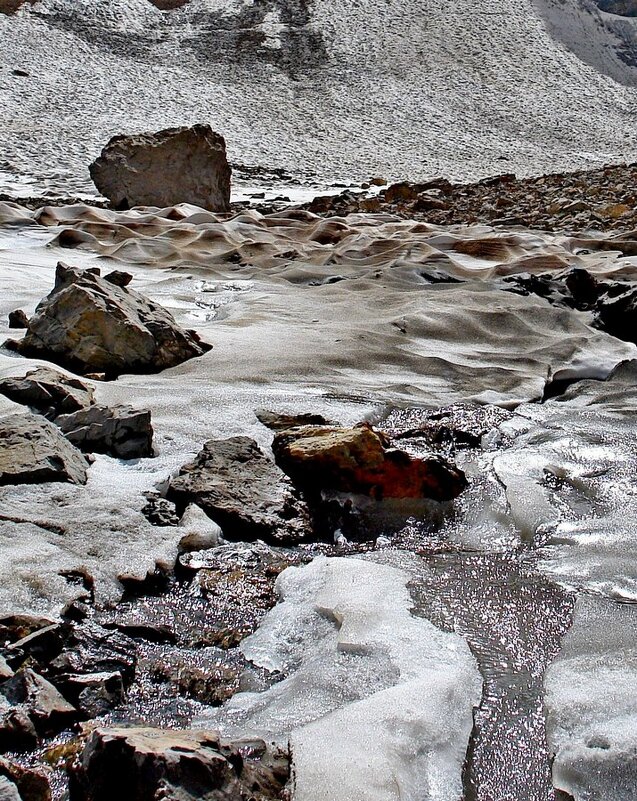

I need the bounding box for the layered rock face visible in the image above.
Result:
[89,125,231,212]
[11,262,211,377]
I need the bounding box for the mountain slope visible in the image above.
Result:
[1,0,636,195]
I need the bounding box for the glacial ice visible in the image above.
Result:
[198,554,482,801]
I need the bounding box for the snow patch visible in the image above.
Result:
[199,555,482,801]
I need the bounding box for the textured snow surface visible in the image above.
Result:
[1,0,637,195]
[199,554,482,801]
[2,203,637,613]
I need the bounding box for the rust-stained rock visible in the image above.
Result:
[272,423,467,501]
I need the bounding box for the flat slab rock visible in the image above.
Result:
[0,412,89,485]
[10,262,211,377]
[0,367,94,419]
[89,124,231,212]
[272,423,467,501]
[55,404,153,459]
[69,727,289,801]
[168,436,310,544]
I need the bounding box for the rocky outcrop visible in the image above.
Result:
[168,436,310,544]
[304,163,637,234]
[89,125,231,212]
[55,404,153,459]
[272,423,467,501]
[0,413,89,485]
[503,267,637,346]
[10,262,211,377]
[69,727,289,801]
[0,368,94,419]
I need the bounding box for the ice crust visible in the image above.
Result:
[1,206,637,613]
[199,555,482,801]
[544,595,637,801]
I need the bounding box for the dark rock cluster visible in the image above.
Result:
[304,163,637,233]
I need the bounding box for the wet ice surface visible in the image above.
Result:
[412,552,574,801]
[1,204,637,799]
[545,595,637,801]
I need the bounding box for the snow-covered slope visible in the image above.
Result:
[1,0,637,196]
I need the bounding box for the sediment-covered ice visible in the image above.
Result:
[198,554,482,801]
[544,595,637,801]
[1,203,637,612]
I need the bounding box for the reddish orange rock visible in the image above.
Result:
[272,423,466,502]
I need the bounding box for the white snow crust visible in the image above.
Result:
[198,554,482,801]
[544,595,637,801]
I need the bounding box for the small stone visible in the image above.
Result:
[0,413,89,486]
[0,757,51,801]
[55,404,153,459]
[0,708,38,752]
[58,673,124,718]
[255,409,333,431]
[7,310,28,329]
[103,271,132,288]
[0,368,94,418]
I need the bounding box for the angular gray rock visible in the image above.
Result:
[55,404,153,459]
[0,413,89,485]
[1,669,77,734]
[89,124,231,212]
[168,436,310,544]
[0,367,94,419]
[58,672,124,718]
[47,622,137,685]
[12,262,211,377]
[69,727,289,801]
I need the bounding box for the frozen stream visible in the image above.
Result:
[0,202,636,799]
